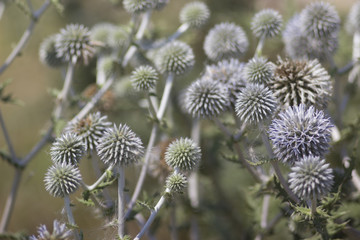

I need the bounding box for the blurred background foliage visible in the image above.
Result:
[0,0,360,239]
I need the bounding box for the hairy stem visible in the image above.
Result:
[118,165,126,238]
[64,195,80,240]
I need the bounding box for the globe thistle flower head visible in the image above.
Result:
[346,1,360,34]
[300,1,340,39]
[165,138,201,172]
[131,65,158,91]
[55,24,95,65]
[165,172,187,194]
[152,0,169,10]
[90,23,115,54]
[185,78,230,118]
[271,58,332,108]
[244,57,275,85]
[64,112,111,152]
[30,220,72,240]
[97,124,144,166]
[123,0,154,14]
[39,35,65,68]
[235,83,277,124]
[44,162,82,198]
[289,155,334,200]
[108,26,130,51]
[50,133,85,165]
[180,1,210,28]
[204,22,249,61]
[155,40,195,75]
[251,9,283,38]
[268,104,333,165]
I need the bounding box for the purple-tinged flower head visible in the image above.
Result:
[251,9,283,38]
[271,58,332,109]
[55,24,95,65]
[180,1,210,28]
[64,112,111,152]
[50,133,85,165]
[185,78,230,118]
[165,172,187,194]
[204,22,248,61]
[346,1,360,34]
[243,57,275,85]
[289,155,334,200]
[123,0,154,14]
[268,104,333,165]
[39,35,65,68]
[165,138,201,172]
[283,14,338,61]
[155,40,195,75]
[44,162,82,198]
[300,1,340,39]
[30,220,72,240]
[235,83,277,125]
[97,124,144,166]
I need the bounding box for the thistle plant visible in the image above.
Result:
[50,133,85,165]
[130,65,158,91]
[39,35,65,68]
[243,57,274,85]
[179,1,210,29]
[30,220,72,240]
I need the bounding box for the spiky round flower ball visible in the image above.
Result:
[165,138,201,172]
[90,23,115,44]
[155,41,195,75]
[289,156,334,200]
[204,22,248,61]
[153,0,169,10]
[185,78,229,118]
[64,112,111,152]
[235,83,277,124]
[180,1,210,28]
[271,58,332,108]
[39,35,65,68]
[268,104,333,165]
[44,163,82,198]
[108,26,130,51]
[300,1,340,39]
[251,9,283,38]
[244,57,275,85]
[30,220,72,240]
[131,65,158,91]
[123,0,154,14]
[55,24,95,65]
[97,124,144,166]
[166,172,187,194]
[50,133,85,165]
[346,1,360,34]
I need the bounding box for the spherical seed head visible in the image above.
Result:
[268,104,333,165]
[123,0,154,14]
[39,35,65,68]
[97,124,144,166]
[185,78,230,118]
[271,58,332,108]
[50,133,85,165]
[155,40,195,75]
[300,1,340,39]
[180,1,210,28]
[235,83,277,124]
[64,112,111,152]
[166,172,187,194]
[346,1,360,34]
[30,220,72,240]
[289,155,334,200]
[44,162,82,198]
[283,14,338,61]
[251,9,283,38]
[204,22,249,61]
[165,138,201,172]
[244,57,275,84]
[131,65,158,91]
[55,24,95,65]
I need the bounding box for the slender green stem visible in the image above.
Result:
[118,165,126,238]
[255,34,266,58]
[310,197,317,216]
[0,110,19,165]
[64,195,80,240]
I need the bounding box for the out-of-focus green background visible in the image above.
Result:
[0,0,358,239]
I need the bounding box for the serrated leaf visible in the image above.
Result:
[77,197,95,207]
[137,200,154,212]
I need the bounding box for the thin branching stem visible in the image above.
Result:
[64,195,80,240]
[0,110,19,165]
[118,165,126,238]
[149,23,190,49]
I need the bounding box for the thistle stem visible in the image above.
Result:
[157,73,174,120]
[255,34,266,58]
[151,23,190,49]
[118,165,126,238]
[0,110,19,165]
[64,195,80,240]
[310,197,317,216]
[85,164,115,191]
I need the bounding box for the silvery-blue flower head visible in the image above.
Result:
[30,220,72,240]
[268,104,333,165]
[96,124,144,166]
[204,22,248,61]
[289,155,334,200]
